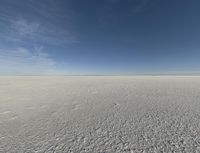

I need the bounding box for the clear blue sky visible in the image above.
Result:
[0,0,200,75]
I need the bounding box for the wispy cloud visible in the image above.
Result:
[7,17,78,45]
[99,0,154,24]
[107,0,120,4]
[0,0,78,46]
[12,18,40,36]
[0,0,79,74]
[0,47,56,75]
[132,0,151,13]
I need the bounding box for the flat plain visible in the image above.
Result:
[0,76,200,152]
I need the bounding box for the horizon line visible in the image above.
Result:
[1,73,200,77]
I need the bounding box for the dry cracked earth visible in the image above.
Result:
[0,76,200,152]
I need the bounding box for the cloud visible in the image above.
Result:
[132,0,151,13]
[0,0,80,75]
[98,0,153,25]
[0,0,78,46]
[105,0,151,12]
[7,17,78,45]
[0,47,56,75]
[107,0,120,3]
[12,18,40,36]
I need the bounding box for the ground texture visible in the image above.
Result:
[0,76,200,153]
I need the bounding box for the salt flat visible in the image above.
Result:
[0,76,200,153]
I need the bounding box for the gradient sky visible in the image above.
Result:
[0,0,200,75]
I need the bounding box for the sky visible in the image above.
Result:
[0,0,200,75]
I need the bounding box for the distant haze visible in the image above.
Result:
[0,0,200,75]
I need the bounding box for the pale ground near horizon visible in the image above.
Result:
[0,76,200,153]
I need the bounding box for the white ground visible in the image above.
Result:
[0,76,200,153]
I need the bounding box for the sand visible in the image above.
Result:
[0,76,200,152]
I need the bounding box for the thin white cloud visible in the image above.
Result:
[0,0,78,45]
[12,18,40,36]
[0,0,78,75]
[7,17,78,45]
[132,0,150,13]
[0,47,56,75]
[107,0,120,3]
[99,0,152,26]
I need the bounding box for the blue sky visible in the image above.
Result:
[0,0,200,75]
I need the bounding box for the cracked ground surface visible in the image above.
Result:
[0,76,200,152]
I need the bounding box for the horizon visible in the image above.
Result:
[1,73,200,76]
[1,0,200,75]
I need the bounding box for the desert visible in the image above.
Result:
[0,76,200,152]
